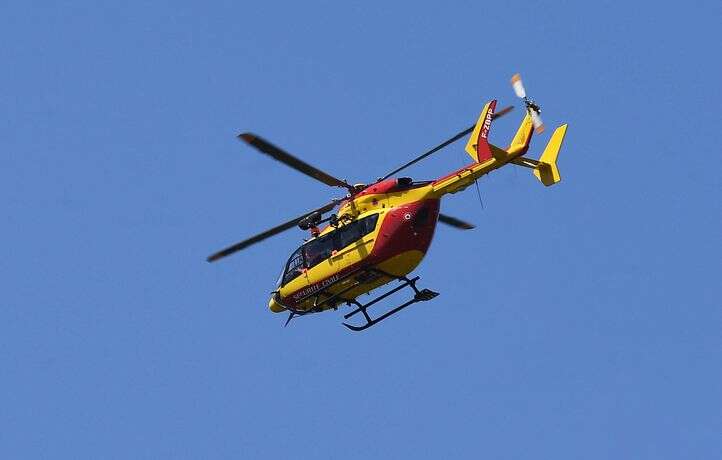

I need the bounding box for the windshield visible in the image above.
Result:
[280,246,305,286]
[278,213,379,287]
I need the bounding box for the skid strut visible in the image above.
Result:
[342,271,438,332]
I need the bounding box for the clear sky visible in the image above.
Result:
[2,1,721,458]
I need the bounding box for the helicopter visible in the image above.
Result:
[208,74,569,331]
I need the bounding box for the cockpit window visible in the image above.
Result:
[279,213,380,287]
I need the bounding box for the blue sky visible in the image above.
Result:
[2,1,721,458]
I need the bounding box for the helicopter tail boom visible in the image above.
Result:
[430,110,567,196]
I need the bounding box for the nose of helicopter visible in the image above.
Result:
[268,296,285,313]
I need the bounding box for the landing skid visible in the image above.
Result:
[342,273,438,331]
[275,267,439,331]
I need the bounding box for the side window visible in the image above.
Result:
[337,221,362,250]
[337,214,379,250]
[304,234,335,269]
[297,214,381,273]
[362,213,379,234]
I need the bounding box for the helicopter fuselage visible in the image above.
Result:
[269,179,441,314]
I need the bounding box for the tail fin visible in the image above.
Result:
[507,113,534,156]
[464,100,496,163]
[533,124,568,186]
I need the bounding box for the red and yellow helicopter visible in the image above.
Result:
[208,74,568,331]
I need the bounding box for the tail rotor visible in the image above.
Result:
[511,73,545,134]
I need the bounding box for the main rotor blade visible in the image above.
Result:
[239,133,353,191]
[492,105,514,120]
[207,201,339,262]
[438,213,475,230]
[378,105,513,181]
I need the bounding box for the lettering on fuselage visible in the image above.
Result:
[290,274,341,301]
[480,107,494,139]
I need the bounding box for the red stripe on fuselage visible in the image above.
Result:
[281,199,440,307]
